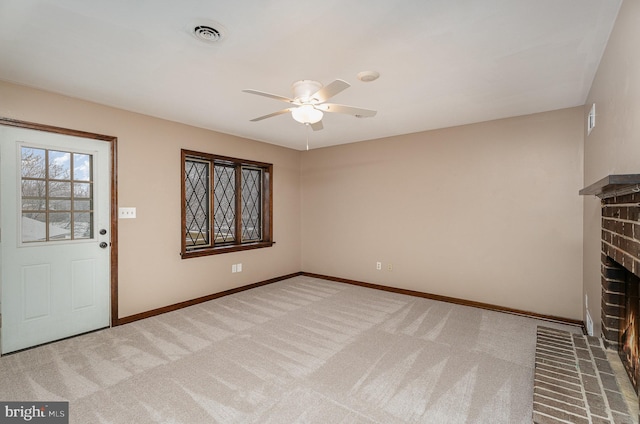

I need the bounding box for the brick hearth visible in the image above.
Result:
[533,326,633,424]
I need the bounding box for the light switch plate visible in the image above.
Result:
[119,207,136,219]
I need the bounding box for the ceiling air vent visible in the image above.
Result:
[192,25,223,43]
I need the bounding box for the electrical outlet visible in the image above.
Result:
[387,263,393,271]
[232,264,237,273]
[118,207,136,219]
[237,263,242,272]
[376,262,382,271]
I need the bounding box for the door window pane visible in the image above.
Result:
[74,182,91,198]
[21,147,94,243]
[48,151,71,180]
[74,199,92,210]
[21,148,46,178]
[73,153,91,181]
[49,212,72,240]
[22,179,45,197]
[49,199,71,210]
[49,181,71,198]
[74,212,92,239]
[22,198,46,210]
[22,212,46,242]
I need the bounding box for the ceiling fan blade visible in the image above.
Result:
[250,109,292,122]
[242,89,295,104]
[311,79,350,103]
[310,120,323,131]
[318,103,377,118]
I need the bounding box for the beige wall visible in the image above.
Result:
[301,108,584,320]
[583,0,640,336]
[1,80,588,322]
[0,81,302,319]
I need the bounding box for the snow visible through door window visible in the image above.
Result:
[21,147,93,242]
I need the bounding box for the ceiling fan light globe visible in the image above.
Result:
[291,105,323,124]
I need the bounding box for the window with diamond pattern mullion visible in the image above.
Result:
[184,159,211,248]
[241,167,262,241]
[182,149,272,257]
[213,164,236,244]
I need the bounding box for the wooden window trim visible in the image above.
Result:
[181,149,273,259]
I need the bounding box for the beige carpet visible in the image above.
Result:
[0,275,580,423]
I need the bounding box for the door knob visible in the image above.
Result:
[99,242,108,249]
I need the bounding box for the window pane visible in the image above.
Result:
[74,212,92,239]
[22,198,46,211]
[49,181,71,198]
[74,199,92,211]
[21,147,95,243]
[22,212,47,242]
[213,164,236,243]
[22,180,45,197]
[241,167,262,241]
[21,148,46,178]
[185,159,211,248]
[48,150,71,180]
[74,182,91,198]
[73,153,91,181]
[50,199,71,211]
[48,212,72,240]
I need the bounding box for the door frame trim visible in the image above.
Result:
[0,117,119,327]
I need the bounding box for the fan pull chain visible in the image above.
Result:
[306,123,310,150]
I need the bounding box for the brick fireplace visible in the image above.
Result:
[581,174,640,395]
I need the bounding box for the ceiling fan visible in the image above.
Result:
[243,79,376,131]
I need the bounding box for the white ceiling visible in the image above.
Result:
[0,0,622,150]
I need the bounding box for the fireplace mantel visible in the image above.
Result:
[579,174,640,199]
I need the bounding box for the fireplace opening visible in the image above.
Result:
[601,254,640,396]
[619,265,639,394]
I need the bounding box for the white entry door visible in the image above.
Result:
[0,126,111,354]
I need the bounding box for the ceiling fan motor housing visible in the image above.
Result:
[292,80,323,102]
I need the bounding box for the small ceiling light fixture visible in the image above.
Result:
[291,105,323,124]
[357,70,380,82]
